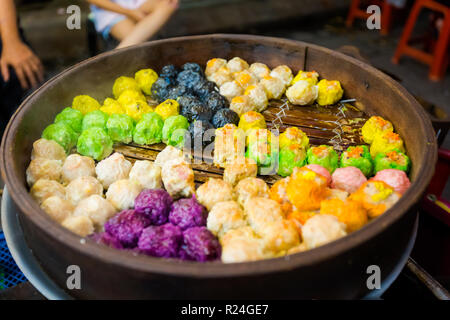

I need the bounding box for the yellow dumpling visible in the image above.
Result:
[134,69,158,96]
[316,79,344,106]
[100,98,125,115]
[361,116,394,144]
[118,90,152,121]
[238,111,267,132]
[72,95,101,115]
[112,76,141,99]
[154,99,179,120]
[291,70,319,85]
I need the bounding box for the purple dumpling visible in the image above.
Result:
[169,196,207,230]
[104,209,150,248]
[138,223,183,258]
[89,232,124,250]
[134,189,173,225]
[179,226,221,262]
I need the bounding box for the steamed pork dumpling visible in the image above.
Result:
[206,201,247,238]
[161,159,195,199]
[54,107,84,133]
[244,84,268,112]
[260,75,285,100]
[81,110,109,131]
[77,127,113,161]
[106,179,142,210]
[26,158,62,187]
[66,176,103,205]
[230,95,253,117]
[205,58,227,77]
[244,197,284,235]
[162,115,189,148]
[302,214,347,249]
[220,227,266,263]
[208,66,233,87]
[95,152,132,189]
[41,196,74,223]
[42,122,78,153]
[220,81,244,102]
[133,112,164,145]
[129,160,162,190]
[234,70,258,89]
[62,215,94,237]
[30,179,66,204]
[227,57,249,73]
[73,195,116,230]
[62,154,96,183]
[270,65,293,86]
[286,80,318,106]
[249,63,270,80]
[196,178,235,211]
[154,145,184,168]
[31,139,66,161]
[235,177,269,207]
[106,113,135,143]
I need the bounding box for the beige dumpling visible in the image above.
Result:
[62,154,96,183]
[227,57,249,73]
[31,138,66,161]
[219,81,243,102]
[208,66,233,87]
[73,194,116,230]
[259,220,300,253]
[235,177,270,207]
[233,70,258,89]
[26,158,62,187]
[230,95,254,117]
[244,197,284,234]
[154,145,184,168]
[244,84,268,112]
[207,201,247,238]
[249,62,270,80]
[270,65,293,86]
[129,160,162,190]
[260,75,286,100]
[223,157,258,186]
[286,80,318,106]
[161,159,195,199]
[221,227,266,263]
[196,178,235,211]
[30,179,66,205]
[66,176,103,205]
[95,152,132,189]
[205,58,227,77]
[41,196,74,223]
[106,179,142,211]
[302,214,347,249]
[61,215,94,237]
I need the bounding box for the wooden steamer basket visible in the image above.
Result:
[0,35,437,299]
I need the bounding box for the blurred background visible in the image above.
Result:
[0,0,449,299]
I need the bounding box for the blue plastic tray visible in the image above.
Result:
[0,232,27,289]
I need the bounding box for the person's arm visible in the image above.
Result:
[117,0,178,49]
[86,0,147,22]
[0,0,44,89]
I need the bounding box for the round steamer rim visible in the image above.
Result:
[0,34,437,278]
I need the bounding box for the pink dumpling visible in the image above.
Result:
[331,167,367,194]
[371,169,411,194]
[305,164,331,185]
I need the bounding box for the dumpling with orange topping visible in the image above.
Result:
[227,57,249,73]
[291,70,319,85]
[306,145,339,173]
[238,111,266,132]
[249,62,270,80]
[320,198,368,232]
[205,58,227,77]
[361,116,394,144]
[233,70,258,89]
[270,65,293,86]
[244,84,268,112]
[213,124,246,167]
[220,81,244,102]
[370,131,405,157]
[260,75,286,100]
[286,80,318,106]
[230,95,253,116]
[349,180,401,218]
[269,178,292,213]
[208,66,233,87]
[279,127,309,149]
[316,79,344,106]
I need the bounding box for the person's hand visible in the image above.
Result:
[155,0,179,11]
[0,40,44,89]
[127,8,147,22]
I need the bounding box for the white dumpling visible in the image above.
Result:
[95,152,132,189]
[205,58,227,77]
[73,195,116,230]
[41,196,74,223]
[227,57,249,73]
[302,214,347,249]
[106,179,142,211]
[26,158,62,187]
[62,154,96,183]
[270,65,293,86]
[249,62,270,80]
[161,159,195,199]
[129,160,162,190]
[219,81,243,102]
[196,178,235,211]
[61,215,94,237]
[30,179,66,205]
[66,176,103,205]
[154,145,184,168]
[207,201,247,238]
[31,138,66,161]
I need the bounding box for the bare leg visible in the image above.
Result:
[138,0,159,14]
[116,1,177,49]
[110,19,137,41]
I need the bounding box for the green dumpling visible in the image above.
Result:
[54,107,83,133]
[306,145,339,173]
[81,110,109,131]
[340,145,373,177]
[107,113,135,143]
[162,115,189,148]
[77,127,113,161]
[245,139,277,168]
[374,149,410,173]
[133,112,164,145]
[277,144,307,177]
[42,122,78,153]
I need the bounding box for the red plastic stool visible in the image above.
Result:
[392,0,450,81]
[346,0,395,35]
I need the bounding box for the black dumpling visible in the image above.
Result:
[178,95,201,114]
[194,80,218,102]
[182,62,203,75]
[165,85,191,101]
[206,91,229,114]
[184,103,213,123]
[151,77,172,103]
[160,64,179,83]
[176,70,204,90]
[211,108,240,128]
[188,120,215,148]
